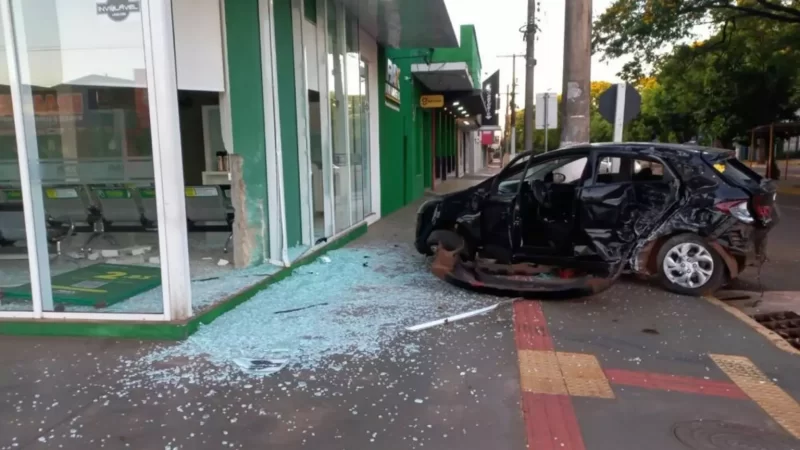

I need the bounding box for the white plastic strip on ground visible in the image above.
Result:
[405,300,514,332]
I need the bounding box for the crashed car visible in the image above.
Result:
[415,143,779,298]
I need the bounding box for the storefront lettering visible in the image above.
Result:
[97,0,141,22]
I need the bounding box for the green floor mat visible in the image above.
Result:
[3,263,161,308]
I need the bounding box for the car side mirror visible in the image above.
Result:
[553,172,566,184]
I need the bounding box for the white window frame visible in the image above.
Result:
[260,0,290,267]
[0,0,192,322]
[316,0,335,238]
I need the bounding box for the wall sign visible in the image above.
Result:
[385,59,401,105]
[481,70,500,127]
[420,95,444,109]
[96,0,141,22]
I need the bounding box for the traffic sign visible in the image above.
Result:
[598,83,641,125]
[420,95,444,109]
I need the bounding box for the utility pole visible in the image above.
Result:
[504,84,511,152]
[561,0,592,146]
[498,54,524,157]
[522,0,536,152]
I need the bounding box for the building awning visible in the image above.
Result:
[340,0,458,48]
[411,62,474,92]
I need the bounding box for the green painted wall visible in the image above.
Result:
[224,0,268,265]
[273,0,303,249]
[378,25,483,216]
[379,44,405,216]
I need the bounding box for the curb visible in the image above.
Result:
[704,296,800,357]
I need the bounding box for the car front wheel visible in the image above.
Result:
[656,234,725,296]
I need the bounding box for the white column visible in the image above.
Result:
[142,0,192,321]
[1,0,53,315]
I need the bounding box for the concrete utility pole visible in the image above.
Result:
[522,0,536,152]
[561,0,592,146]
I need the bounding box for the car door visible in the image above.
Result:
[577,149,679,265]
[512,151,591,262]
[478,154,531,261]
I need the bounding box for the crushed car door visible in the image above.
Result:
[478,154,531,261]
[514,153,590,260]
[577,151,679,266]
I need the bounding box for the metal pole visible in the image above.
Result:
[510,56,517,151]
[613,83,625,142]
[523,0,536,152]
[561,0,592,146]
[511,127,517,159]
[768,124,774,179]
[543,93,549,152]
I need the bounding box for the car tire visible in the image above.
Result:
[656,234,725,296]
[426,229,474,260]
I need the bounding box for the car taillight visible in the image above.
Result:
[753,195,773,221]
[715,200,754,224]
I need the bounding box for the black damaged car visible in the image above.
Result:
[415,143,779,298]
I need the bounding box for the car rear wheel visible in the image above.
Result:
[656,234,725,296]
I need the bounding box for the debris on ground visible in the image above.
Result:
[320,255,331,263]
[126,245,494,386]
[273,302,329,315]
[232,357,290,375]
[406,301,511,332]
[217,259,230,267]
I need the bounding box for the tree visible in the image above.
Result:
[630,17,800,146]
[593,0,800,80]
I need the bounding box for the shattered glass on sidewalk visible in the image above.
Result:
[123,244,499,388]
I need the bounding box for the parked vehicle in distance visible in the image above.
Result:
[415,143,779,298]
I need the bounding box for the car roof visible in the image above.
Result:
[563,142,731,156]
[517,142,731,160]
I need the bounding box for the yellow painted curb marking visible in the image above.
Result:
[705,296,800,357]
[711,354,800,439]
[518,350,615,399]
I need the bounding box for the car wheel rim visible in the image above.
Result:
[663,242,714,289]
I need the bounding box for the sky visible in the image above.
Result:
[444,0,624,128]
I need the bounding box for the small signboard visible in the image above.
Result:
[535,93,558,130]
[420,95,444,109]
[385,59,401,105]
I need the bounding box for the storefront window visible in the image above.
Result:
[0,13,31,312]
[9,0,162,314]
[327,0,350,233]
[345,14,362,224]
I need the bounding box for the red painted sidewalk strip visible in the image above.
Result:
[515,301,586,449]
[604,369,749,399]
[522,393,587,450]
[514,301,554,351]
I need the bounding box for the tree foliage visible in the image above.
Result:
[593,0,800,80]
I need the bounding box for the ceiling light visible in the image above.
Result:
[453,101,460,106]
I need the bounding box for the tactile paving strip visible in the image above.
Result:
[557,352,616,399]
[518,350,615,399]
[711,354,800,439]
[518,350,568,395]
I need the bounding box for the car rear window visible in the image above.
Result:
[711,158,762,188]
